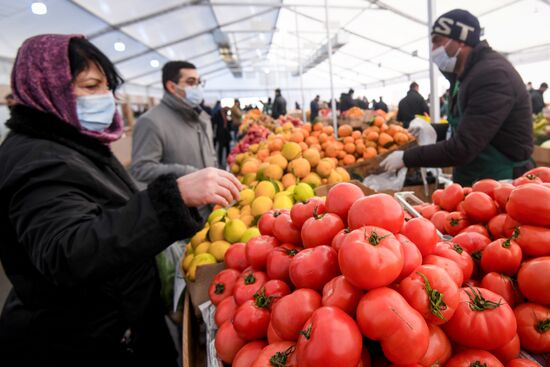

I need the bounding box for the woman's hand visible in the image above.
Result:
[176,167,242,208]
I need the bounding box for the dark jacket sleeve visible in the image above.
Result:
[404,69,515,168]
[8,159,202,287]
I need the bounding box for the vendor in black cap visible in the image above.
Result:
[381,9,533,186]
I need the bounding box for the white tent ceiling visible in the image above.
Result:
[0,0,549,106]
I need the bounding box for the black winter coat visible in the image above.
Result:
[404,41,533,169]
[397,90,429,128]
[0,106,203,366]
[272,95,287,119]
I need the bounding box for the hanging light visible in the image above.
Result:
[150,59,160,68]
[31,2,47,15]
[114,41,126,52]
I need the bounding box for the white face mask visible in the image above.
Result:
[175,84,204,107]
[76,93,115,131]
[432,40,462,73]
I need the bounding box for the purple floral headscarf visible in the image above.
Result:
[11,34,123,143]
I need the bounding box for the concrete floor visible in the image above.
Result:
[0,261,11,310]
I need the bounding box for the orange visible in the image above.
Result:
[378,132,394,148]
[394,132,409,145]
[323,126,334,135]
[363,147,377,159]
[366,131,379,142]
[337,150,346,159]
[344,143,356,154]
[268,138,283,152]
[302,123,312,133]
[319,133,329,143]
[343,136,354,144]
[313,122,324,131]
[373,116,384,127]
[351,130,362,140]
[290,131,305,143]
[337,124,352,137]
[343,154,356,165]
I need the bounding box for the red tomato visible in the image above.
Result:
[215,321,247,364]
[233,296,272,340]
[266,244,302,284]
[444,211,471,236]
[233,340,268,367]
[490,334,520,364]
[513,175,543,186]
[271,288,322,341]
[347,194,404,233]
[503,215,522,238]
[267,321,284,344]
[514,303,550,354]
[489,214,508,239]
[506,359,541,367]
[419,324,452,367]
[418,204,441,220]
[251,341,297,367]
[331,227,352,252]
[431,210,449,234]
[399,264,460,325]
[301,212,345,248]
[322,275,363,316]
[209,268,241,305]
[289,245,340,291]
[524,166,550,182]
[215,296,237,327]
[433,241,474,281]
[401,217,439,257]
[452,232,491,257]
[443,287,517,350]
[432,189,444,206]
[463,191,498,223]
[262,279,291,308]
[225,243,249,271]
[473,179,501,198]
[325,182,364,224]
[480,273,522,308]
[440,183,465,211]
[457,201,467,215]
[395,234,423,282]
[245,236,279,271]
[460,224,490,238]
[480,239,522,276]
[446,350,504,367]
[273,213,302,245]
[517,257,550,305]
[464,187,473,195]
[290,197,326,229]
[423,254,464,287]
[296,306,363,367]
[234,270,268,305]
[339,226,404,290]
[356,287,429,365]
[258,209,289,236]
[494,183,515,209]
[515,225,550,257]
[507,184,550,227]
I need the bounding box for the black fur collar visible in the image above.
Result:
[6,104,113,165]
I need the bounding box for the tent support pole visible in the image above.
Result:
[427,0,440,124]
[324,0,338,137]
[294,9,307,123]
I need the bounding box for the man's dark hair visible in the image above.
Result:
[234,99,240,104]
[541,82,548,89]
[69,37,124,92]
[162,61,196,92]
[275,88,281,95]
[5,93,14,100]
[410,82,419,90]
[349,88,354,94]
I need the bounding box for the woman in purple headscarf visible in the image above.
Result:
[0,35,241,366]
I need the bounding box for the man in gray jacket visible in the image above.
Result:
[131,61,217,218]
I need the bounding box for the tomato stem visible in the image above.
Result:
[472,251,482,261]
[365,229,391,246]
[244,273,256,285]
[450,217,463,227]
[253,288,274,309]
[470,361,488,367]
[214,283,225,295]
[286,248,299,256]
[312,206,325,220]
[465,286,502,311]
[299,324,312,340]
[502,238,512,249]
[269,346,296,367]
[512,227,520,240]
[452,243,464,254]
[417,271,447,320]
[536,318,550,333]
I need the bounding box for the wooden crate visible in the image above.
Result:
[182,292,206,367]
[186,262,225,319]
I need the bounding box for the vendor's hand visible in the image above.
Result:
[380,151,405,171]
[177,167,243,208]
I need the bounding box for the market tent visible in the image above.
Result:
[0,0,549,107]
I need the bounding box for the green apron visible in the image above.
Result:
[448,82,528,186]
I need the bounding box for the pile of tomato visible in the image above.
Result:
[208,167,550,367]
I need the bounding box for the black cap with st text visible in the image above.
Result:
[432,9,481,47]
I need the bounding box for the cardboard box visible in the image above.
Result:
[186,262,226,319]
[532,145,550,167]
[182,292,206,367]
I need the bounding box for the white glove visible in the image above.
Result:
[380,151,405,171]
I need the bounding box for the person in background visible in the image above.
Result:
[295,101,300,110]
[375,96,388,112]
[310,95,320,122]
[526,81,533,92]
[356,96,369,109]
[381,9,533,186]
[272,88,287,119]
[530,82,548,114]
[200,99,213,116]
[261,97,272,115]
[370,99,376,109]
[397,82,430,128]
[339,88,355,112]
[131,61,217,220]
[212,106,231,168]
[4,94,15,111]
[230,99,242,131]
[0,94,15,142]
[0,34,241,366]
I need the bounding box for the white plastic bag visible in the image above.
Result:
[408,118,437,146]
[363,167,408,192]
